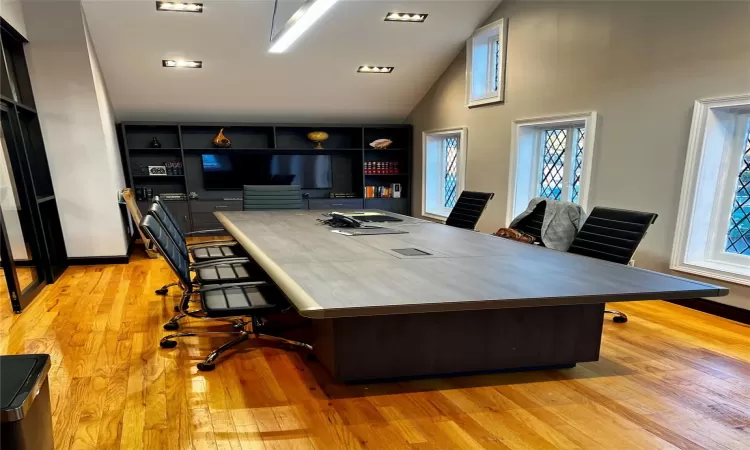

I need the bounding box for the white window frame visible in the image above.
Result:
[422,128,468,220]
[672,93,750,285]
[506,112,598,225]
[465,18,506,108]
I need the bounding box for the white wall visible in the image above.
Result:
[408,1,750,310]
[22,0,128,258]
[0,0,26,37]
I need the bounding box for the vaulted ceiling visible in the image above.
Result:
[82,0,499,123]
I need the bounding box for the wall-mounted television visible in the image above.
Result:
[201,153,333,190]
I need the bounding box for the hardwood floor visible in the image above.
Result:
[1,252,749,449]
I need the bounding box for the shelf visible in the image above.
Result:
[129,148,182,152]
[365,148,405,151]
[183,147,362,153]
[365,173,409,176]
[133,175,184,179]
[36,195,55,204]
[183,147,272,151]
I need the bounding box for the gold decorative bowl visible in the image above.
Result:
[307,131,329,149]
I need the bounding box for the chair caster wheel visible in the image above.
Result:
[232,323,244,330]
[155,288,168,295]
[163,322,179,331]
[160,340,177,349]
[197,362,215,372]
[613,316,628,323]
[173,306,180,312]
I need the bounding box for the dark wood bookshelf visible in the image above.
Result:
[119,122,412,232]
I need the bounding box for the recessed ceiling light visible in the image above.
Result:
[269,0,339,54]
[384,12,427,22]
[162,60,202,68]
[357,66,394,74]
[156,2,203,13]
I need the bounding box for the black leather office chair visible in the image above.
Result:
[445,191,495,230]
[140,215,311,371]
[151,199,241,295]
[511,201,546,245]
[242,185,303,210]
[568,207,658,323]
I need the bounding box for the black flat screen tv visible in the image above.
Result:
[201,153,333,190]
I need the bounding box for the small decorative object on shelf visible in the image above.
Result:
[189,191,199,199]
[329,192,358,198]
[307,131,329,149]
[147,136,162,148]
[148,165,168,176]
[212,128,232,148]
[164,162,184,175]
[369,139,393,149]
[161,193,187,201]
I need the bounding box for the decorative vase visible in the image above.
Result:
[213,128,232,148]
[307,131,329,150]
[148,137,162,148]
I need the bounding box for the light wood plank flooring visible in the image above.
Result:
[1,252,749,449]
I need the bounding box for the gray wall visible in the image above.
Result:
[407,1,750,310]
[23,1,128,257]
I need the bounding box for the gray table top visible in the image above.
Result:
[216,210,728,319]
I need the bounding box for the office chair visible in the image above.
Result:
[445,191,495,230]
[148,202,265,321]
[567,207,658,323]
[152,198,241,295]
[140,215,311,371]
[242,185,303,210]
[511,200,546,245]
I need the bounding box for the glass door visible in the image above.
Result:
[0,105,45,311]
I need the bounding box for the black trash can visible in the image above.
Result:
[1,354,54,450]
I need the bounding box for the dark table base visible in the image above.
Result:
[312,303,605,382]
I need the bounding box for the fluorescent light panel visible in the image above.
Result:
[162,60,202,68]
[357,66,393,74]
[269,0,338,54]
[384,12,427,22]
[156,2,203,12]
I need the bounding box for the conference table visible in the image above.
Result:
[216,210,728,382]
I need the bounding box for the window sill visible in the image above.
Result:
[671,259,750,287]
[467,95,501,108]
[422,212,448,222]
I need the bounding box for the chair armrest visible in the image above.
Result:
[185,229,227,236]
[197,281,267,292]
[190,258,250,269]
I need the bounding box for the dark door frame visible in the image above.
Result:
[0,103,47,312]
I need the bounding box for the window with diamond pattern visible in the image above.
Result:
[538,127,585,203]
[725,124,750,255]
[443,136,459,208]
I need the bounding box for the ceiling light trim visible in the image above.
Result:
[156,2,203,13]
[269,0,338,54]
[384,12,428,22]
[357,66,394,74]
[162,59,203,68]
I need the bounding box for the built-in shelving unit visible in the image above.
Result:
[119,122,412,232]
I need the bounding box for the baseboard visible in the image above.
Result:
[666,298,750,325]
[67,255,130,266]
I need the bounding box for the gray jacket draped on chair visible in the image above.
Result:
[510,198,587,251]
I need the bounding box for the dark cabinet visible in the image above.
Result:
[364,198,410,215]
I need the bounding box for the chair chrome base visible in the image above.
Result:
[160,320,313,371]
[605,309,628,323]
[156,281,179,295]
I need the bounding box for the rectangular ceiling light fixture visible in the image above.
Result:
[156,2,203,13]
[162,60,202,68]
[357,66,394,74]
[384,12,427,22]
[269,0,338,54]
